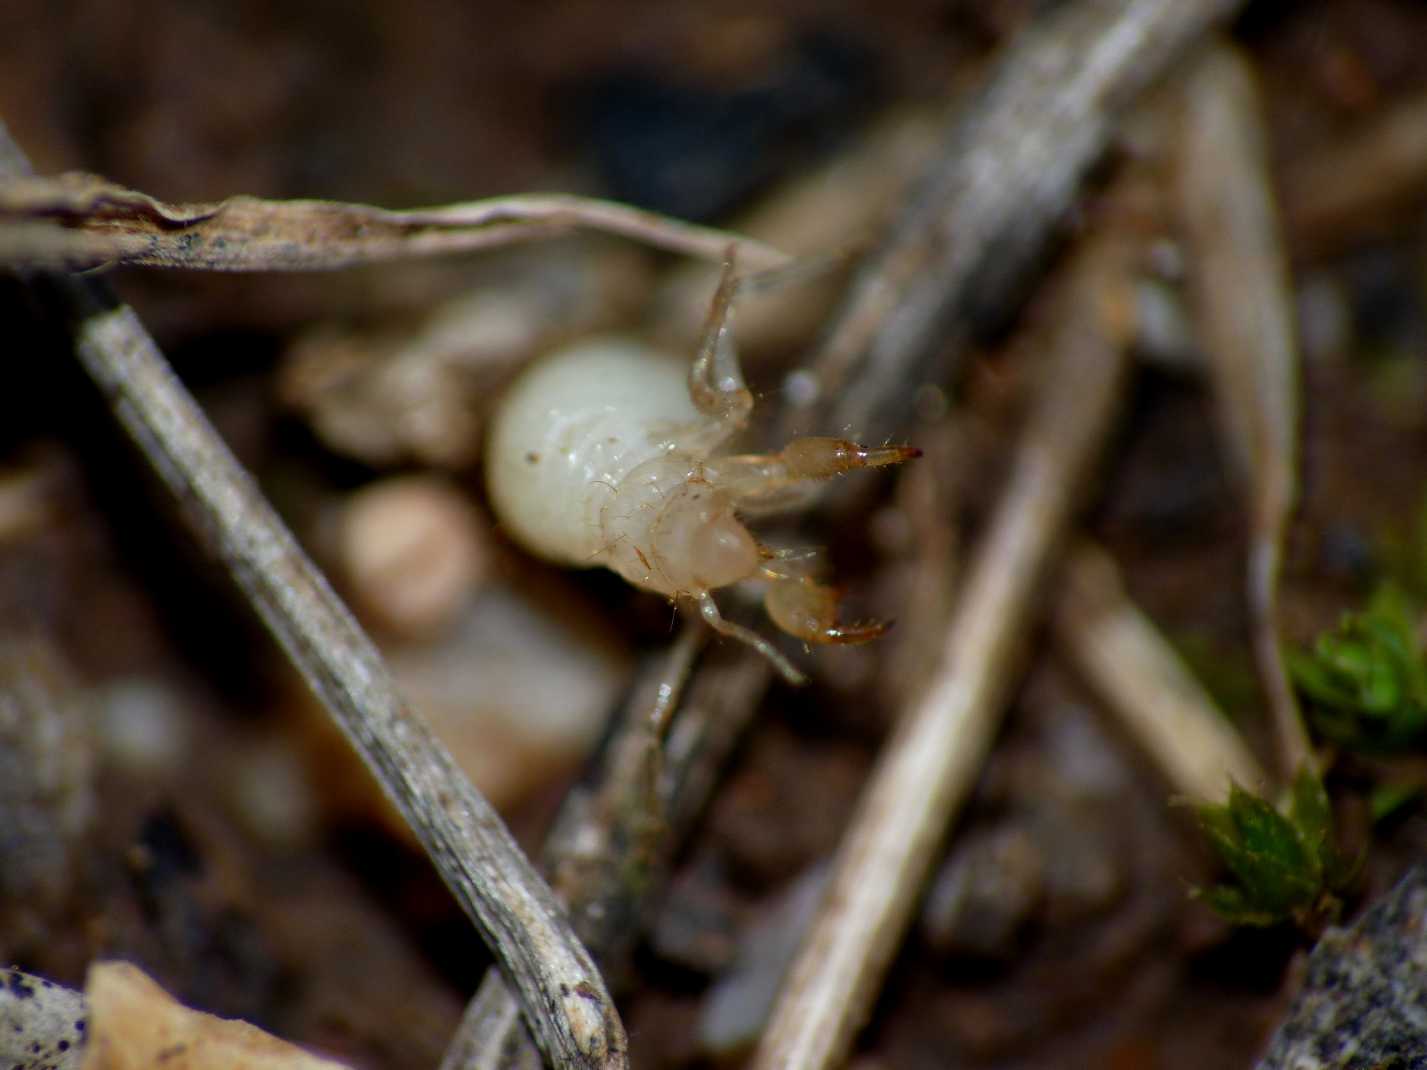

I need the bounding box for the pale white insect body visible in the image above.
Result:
[485,262,918,682]
[487,339,729,587]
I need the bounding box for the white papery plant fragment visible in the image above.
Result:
[80,962,349,1070]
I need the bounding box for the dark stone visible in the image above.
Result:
[1256,865,1427,1069]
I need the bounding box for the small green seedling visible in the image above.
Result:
[1288,583,1427,750]
[1193,769,1358,927]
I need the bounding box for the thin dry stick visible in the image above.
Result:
[440,631,704,1070]
[0,128,626,1070]
[68,302,624,1070]
[780,0,1243,443]
[443,641,773,1070]
[749,229,1138,1070]
[1176,43,1311,781]
[0,173,790,273]
[1054,541,1267,803]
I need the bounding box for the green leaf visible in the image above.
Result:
[1233,783,1320,889]
[1192,883,1290,928]
[1289,767,1333,860]
[1289,582,1427,751]
[1193,769,1356,928]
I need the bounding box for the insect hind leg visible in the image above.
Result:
[695,591,806,685]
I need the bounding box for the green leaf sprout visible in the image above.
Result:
[1287,583,1427,750]
[1193,769,1358,927]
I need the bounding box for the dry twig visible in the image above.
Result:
[1176,43,1310,780]
[442,637,772,1070]
[0,124,626,1070]
[0,172,789,273]
[780,0,1243,443]
[1054,541,1267,803]
[749,227,1138,1070]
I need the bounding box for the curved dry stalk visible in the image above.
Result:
[1176,43,1311,781]
[749,228,1138,1070]
[1054,541,1268,803]
[780,0,1244,444]
[0,124,626,1070]
[0,173,790,273]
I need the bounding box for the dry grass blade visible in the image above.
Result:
[0,126,627,1070]
[1176,43,1311,780]
[0,172,790,273]
[66,300,626,1070]
[780,0,1243,443]
[1055,541,1268,803]
[749,228,1138,1070]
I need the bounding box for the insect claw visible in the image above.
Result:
[821,618,893,645]
[859,444,922,467]
[765,575,890,647]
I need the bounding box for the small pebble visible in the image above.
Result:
[93,677,189,776]
[388,583,630,807]
[338,475,489,638]
[226,740,322,850]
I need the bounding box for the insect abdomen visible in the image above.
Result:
[485,339,700,564]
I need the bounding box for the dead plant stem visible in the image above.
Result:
[749,230,1137,1070]
[0,123,627,1070]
